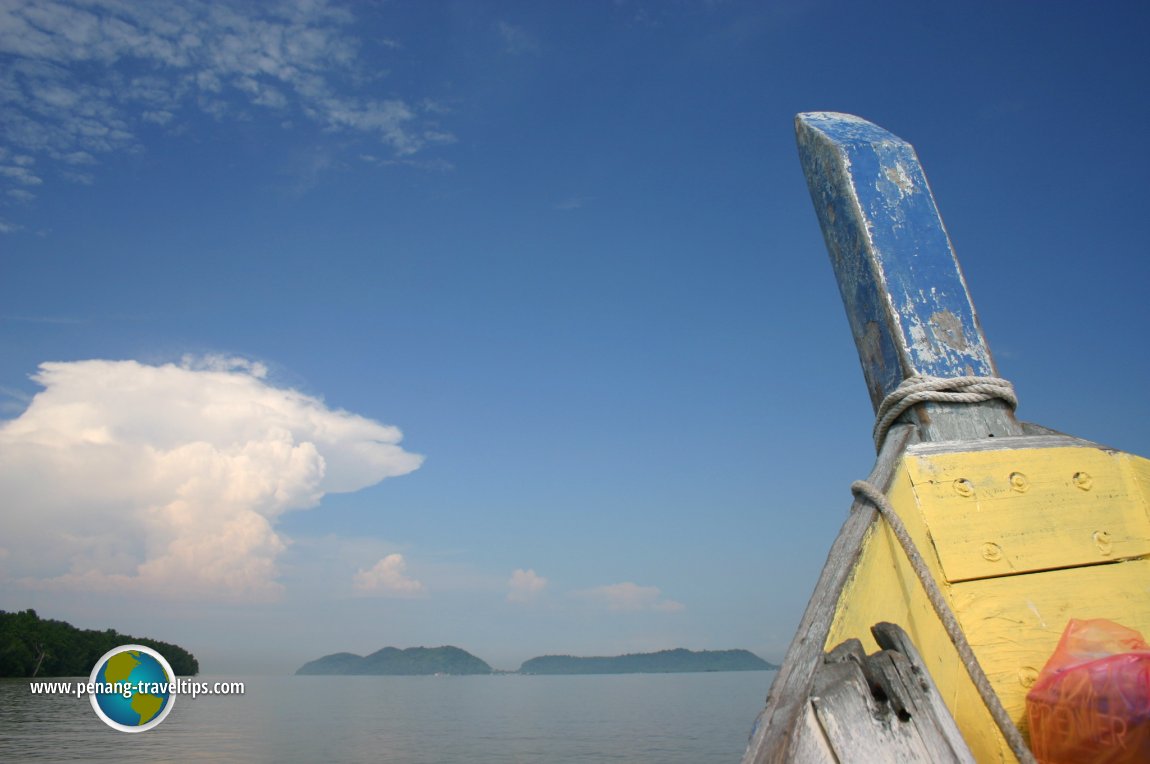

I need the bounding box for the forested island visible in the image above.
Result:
[297,646,777,676]
[0,609,199,677]
[296,645,493,675]
[518,648,776,675]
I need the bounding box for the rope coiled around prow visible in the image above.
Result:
[873,375,1017,449]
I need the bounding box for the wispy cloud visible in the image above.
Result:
[353,553,425,597]
[0,0,455,215]
[0,356,423,601]
[359,153,455,174]
[507,568,548,603]
[576,581,685,613]
[495,21,540,56]
[0,148,42,215]
[552,196,590,211]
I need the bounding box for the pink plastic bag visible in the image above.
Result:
[1026,619,1150,764]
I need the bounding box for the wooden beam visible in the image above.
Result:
[795,113,1021,443]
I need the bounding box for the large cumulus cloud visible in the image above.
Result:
[0,356,422,600]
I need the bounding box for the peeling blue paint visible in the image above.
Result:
[795,112,997,411]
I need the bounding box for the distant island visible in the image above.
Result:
[0,609,199,678]
[519,648,776,675]
[296,646,493,676]
[296,646,776,676]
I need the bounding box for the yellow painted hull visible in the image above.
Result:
[824,442,1150,762]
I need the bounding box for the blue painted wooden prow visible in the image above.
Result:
[795,112,1021,442]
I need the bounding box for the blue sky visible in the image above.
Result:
[1,0,1147,674]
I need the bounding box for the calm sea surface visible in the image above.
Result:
[1,672,774,763]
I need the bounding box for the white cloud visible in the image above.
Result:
[353,553,425,597]
[0,357,423,601]
[577,582,685,613]
[0,0,455,200]
[507,568,547,603]
[0,164,43,185]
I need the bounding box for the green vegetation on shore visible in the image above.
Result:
[518,648,776,675]
[296,646,493,676]
[0,609,199,677]
[297,646,777,676]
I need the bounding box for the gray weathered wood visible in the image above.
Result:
[760,624,977,763]
[788,704,838,764]
[812,659,937,762]
[905,432,1099,457]
[872,623,977,763]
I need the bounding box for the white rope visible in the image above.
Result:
[851,480,1037,764]
[873,375,1017,450]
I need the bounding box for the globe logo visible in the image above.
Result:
[88,645,176,732]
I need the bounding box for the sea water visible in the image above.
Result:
[1,671,774,762]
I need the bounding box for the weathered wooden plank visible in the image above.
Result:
[1017,422,1088,440]
[802,627,977,763]
[872,623,977,764]
[907,433,1099,457]
[813,659,937,762]
[906,447,1150,582]
[795,112,1022,444]
[742,424,917,764]
[788,704,839,764]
